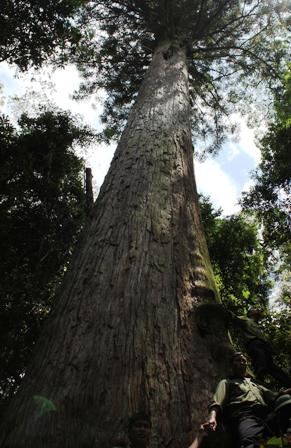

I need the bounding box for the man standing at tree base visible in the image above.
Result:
[201,352,291,448]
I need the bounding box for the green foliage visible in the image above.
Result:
[242,65,291,251]
[237,67,291,380]
[241,66,290,315]
[275,252,291,309]
[0,110,92,409]
[242,122,290,249]
[199,195,271,313]
[1,1,288,151]
[0,0,87,69]
[72,0,289,152]
[263,311,291,375]
[199,195,290,379]
[275,63,291,126]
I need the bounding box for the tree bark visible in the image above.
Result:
[0,40,232,448]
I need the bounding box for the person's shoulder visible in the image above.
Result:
[237,315,249,322]
[111,437,129,448]
[227,376,247,384]
[217,378,228,385]
[218,378,228,382]
[215,378,231,390]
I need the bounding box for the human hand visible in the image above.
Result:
[201,416,217,432]
[279,387,291,396]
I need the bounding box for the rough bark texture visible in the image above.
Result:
[0,41,232,448]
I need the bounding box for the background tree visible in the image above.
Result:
[199,195,290,385]
[240,66,291,384]
[199,195,271,313]
[242,65,290,251]
[241,124,290,250]
[0,2,289,447]
[0,110,92,416]
[241,116,291,348]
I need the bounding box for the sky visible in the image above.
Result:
[0,62,261,216]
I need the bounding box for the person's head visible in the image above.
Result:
[128,412,151,448]
[231,352,247,377]
[247,308,263,321]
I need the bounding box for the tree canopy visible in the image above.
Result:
[0,0,87,69]
[1,1,288,151]
[242,122,290,248]
[242,66,291,252]
[73,0,290,151]
[199,195,271,313]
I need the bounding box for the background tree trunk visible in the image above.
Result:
[85,167,94,217]
[0,40,232,448]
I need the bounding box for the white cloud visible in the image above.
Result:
[87,142,116,195]
[231,114,261,164]
[195,158,240,215]
[43,66,104,129]
[225,141,240,161]
[241,178,255,196]
[0,62,104,130]
[239,124,261,163]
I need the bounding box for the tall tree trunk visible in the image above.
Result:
[0,40,232,448]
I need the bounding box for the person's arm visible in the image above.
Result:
[188,410,219,448]
[257,383,284,405]
[209,379,227,413]
[189,378,227,448]
[279,387,291,396]
[201,379,228,432]
[188,427,207,448]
